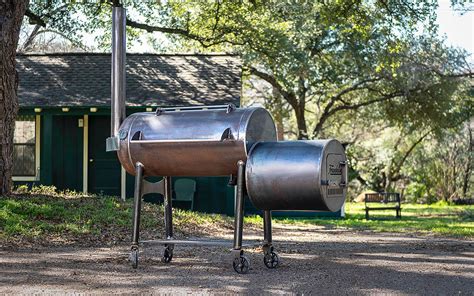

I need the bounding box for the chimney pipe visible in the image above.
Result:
[106,5,126,152]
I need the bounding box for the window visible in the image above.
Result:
[13,115,39,179]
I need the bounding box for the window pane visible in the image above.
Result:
[13,115,36,177]
[14,115,35,144]
[13,144,36,176]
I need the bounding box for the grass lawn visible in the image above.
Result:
[0,192,240,245]
[265,202,474,238]
[1,191,473,244]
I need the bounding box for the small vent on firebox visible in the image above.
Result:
[328,188,343,196]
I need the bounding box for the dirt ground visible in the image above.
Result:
[1,224,473,295]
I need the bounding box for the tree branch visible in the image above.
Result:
[249,67,298,107]
[312,78,384,137]
[212,1,221,35]
[125,17,242,48]
[331,91,403,114]
[18,24,42,52]
[390,130,432,180]
[25,9,46,27]
[331,78,381,102]
[125,18,190,35]
[35,29,88,51]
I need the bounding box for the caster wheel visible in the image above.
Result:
[264,251,280,269]
[233,255,250,274]
[129,249,138,269]
[161,247,173,263]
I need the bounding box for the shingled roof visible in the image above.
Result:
[16,53,241,107]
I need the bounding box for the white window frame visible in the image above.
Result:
[13,115,41,181]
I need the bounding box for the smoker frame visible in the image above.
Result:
[128,156,279,274]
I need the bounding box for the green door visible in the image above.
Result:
[88,116,121,196]
[52,116,83,192]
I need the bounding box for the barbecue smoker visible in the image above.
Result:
[107,6,347,274]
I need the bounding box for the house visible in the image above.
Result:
[13,53,240,215]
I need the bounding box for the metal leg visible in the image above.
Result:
[162,176,174,263]
[263,210,279,269]
[131,163,144,246]
[129,168,169,268]
[263,210,272,246]
[232,160,250,274]
[233,161,245,251]
[130,162,144,269]
[164,176,173,239]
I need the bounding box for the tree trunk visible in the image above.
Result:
[270,87,285,140]
[295,77,308,140]
[294,103,307,139]
[462,126,473,197]
[0,1,28,195]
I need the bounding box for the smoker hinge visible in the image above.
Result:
[226,103,236,113]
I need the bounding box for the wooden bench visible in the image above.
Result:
[365,192,401,219]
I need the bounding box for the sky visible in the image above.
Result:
[436,0,473,55]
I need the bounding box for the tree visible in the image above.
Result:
[1,0,472,195]
[22,1,473,138]
[0,1,28,194]
[127,1,472,139]
[404,123,474,202]
[462,124,473,197]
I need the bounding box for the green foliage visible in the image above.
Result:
[405,124,474,202]
[276,202,474,237]
[24,1,472,136]
[21,1,473,204]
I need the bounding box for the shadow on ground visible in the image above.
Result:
[1,227,473,295]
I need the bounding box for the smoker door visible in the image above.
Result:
[325,153,346,199]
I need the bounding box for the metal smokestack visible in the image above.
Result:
[106,5,126,152]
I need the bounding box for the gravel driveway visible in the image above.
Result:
[1,224,473,295]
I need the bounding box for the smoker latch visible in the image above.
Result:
[321,180,339,187]
[340,161,347,187]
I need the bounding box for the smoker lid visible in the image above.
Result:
[119,106,277,157]
[244,108,277,153]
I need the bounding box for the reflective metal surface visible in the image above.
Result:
[107,6,126,152]
[246,140,347,212]
[117,106,277,176]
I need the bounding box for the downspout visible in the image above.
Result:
[106,4,126,152]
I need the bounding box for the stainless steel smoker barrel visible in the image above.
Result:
[117,106,277,176]
[246,140,347,212]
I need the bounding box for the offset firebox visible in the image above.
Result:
[107,6,347,274]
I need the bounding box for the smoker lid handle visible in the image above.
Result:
[155,103,236,115]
